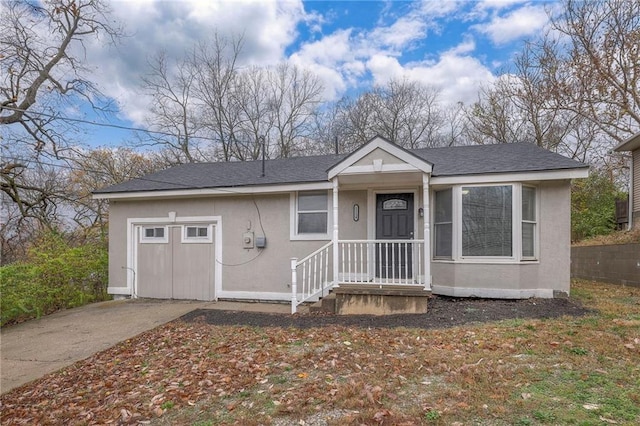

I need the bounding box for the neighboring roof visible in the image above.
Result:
[613,131,640,152]
[94,142,588,195]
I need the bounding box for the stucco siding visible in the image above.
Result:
[338,190,368,239]
[431,180,571,298]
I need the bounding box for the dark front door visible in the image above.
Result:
[376,193,414,279]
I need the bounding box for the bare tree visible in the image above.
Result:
[267,63,324,158]
[328,79,444,150]
[140,52,203,164]
[1,0,122,247]
[67,148,160,237]
[463,0,638,181]
[1,0,122,156]
[193,34,245,161]
[549,0,640,141]
[231,66,274,160]
[372,78,443,148]
[437,102,467,147]
[464,78,529,145]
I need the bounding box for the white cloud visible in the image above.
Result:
[84,0,306,126]
[366,40,496,105]
[475,4,549,45]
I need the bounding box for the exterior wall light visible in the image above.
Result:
[353,204,360,222]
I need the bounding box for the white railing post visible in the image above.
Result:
[291,257,298,314]
[423,173,432,290]
[332,178,339,287]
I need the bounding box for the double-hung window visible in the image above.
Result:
[521,186,537,258]
[434,189,452,257]
[293,191,329,238]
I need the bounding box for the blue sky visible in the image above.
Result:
[67,0,556,147]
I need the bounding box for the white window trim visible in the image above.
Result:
[182,224,213,243]
[290,191,332,241]
[432,183,539,264]
[433,188,453,259]
[140,226,169,244]
[521,185,539,261]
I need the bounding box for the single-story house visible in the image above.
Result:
[93,136,589,313]
[614,131,640,229]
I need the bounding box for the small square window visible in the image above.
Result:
[183,225,212,243]
[141,226,167,243]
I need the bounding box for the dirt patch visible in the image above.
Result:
[181,295,593,328]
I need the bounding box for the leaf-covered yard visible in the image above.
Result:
[1,280,639,425]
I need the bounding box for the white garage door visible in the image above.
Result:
[136,224,215,300]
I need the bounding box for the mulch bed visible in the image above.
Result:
[181,295,594,329]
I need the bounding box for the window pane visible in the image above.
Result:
[382,199,407,210]
[198,227,208,237]
[145,228,154,238]
[186,227,197,238]
[298,212,327,234]
[435,189,452,222]
[298,192,327,211]
[462,186,512,256]
[155,227,164,238]
[435,223,452,257]
[522,223,535,257]
[522,187,536,221]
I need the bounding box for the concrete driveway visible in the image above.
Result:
[1,299,290,394]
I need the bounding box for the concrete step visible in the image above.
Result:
[309,293,336,314]
[334,284,432,297]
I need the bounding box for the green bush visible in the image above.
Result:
[571,170,625,242]
[0,232,109,326]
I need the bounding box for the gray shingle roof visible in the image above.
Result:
[94,142,587,194]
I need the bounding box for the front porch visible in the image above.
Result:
[290,239,431,314]
[290,137,434,314]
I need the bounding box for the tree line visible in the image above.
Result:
[1,0,639,263]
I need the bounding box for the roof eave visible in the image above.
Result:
[613,131,640,152]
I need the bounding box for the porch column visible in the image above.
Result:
[332,177,340,287]
[423,173,432,290]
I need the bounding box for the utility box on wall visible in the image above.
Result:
[256,236,267,248]
[243,231,254,249]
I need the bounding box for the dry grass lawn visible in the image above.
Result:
[1,279,639,425]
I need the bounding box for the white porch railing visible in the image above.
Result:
[339,239,425,285]
[291,239,426,313]
[290,241,333,314]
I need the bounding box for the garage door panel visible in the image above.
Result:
[172,227,214,300]
[137,240,173,298]
[136,224,216,301]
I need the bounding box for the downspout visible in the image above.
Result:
[332,178,339,287]
[423,173,432,290]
